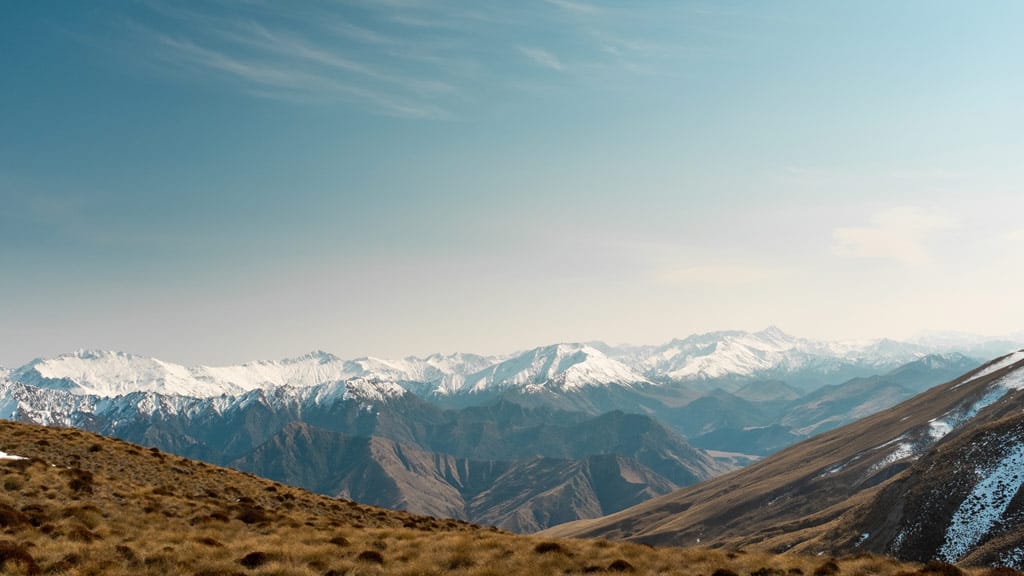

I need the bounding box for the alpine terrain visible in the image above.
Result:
[544,350,1024,567]
[0,329,1014,532]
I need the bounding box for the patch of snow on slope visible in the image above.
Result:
[958,351,1024,387]
[930,368,1024,441]
[938,442,1024,562]
[1000,547,1024,570]
[0,450,26,460]
[928,420,953,440]
[868,442,917,474]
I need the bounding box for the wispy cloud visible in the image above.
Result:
[227,23,456,95]
[832,207,958,266]
[519,46,565,71]
[544,0,600,15]
[114,0,708,117]
[154,34,448,118]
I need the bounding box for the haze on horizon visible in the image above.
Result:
[2,1,1022,368]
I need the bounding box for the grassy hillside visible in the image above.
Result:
[0,420,984,576]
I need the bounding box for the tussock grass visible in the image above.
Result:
[0,420,990,576]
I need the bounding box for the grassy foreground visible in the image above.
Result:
[0,420,1006,576]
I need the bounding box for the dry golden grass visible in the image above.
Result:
[0,421,1005,576]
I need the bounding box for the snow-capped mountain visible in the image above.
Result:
[9,349,495,399]
[0,371,407,428]
[459,343,649,394]
[3,328,1020,422]
[610,327,939,389]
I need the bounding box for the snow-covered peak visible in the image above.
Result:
[291,377,408,405]
[342,378,407,403]
[12,350,233,398]
[339,352,497,393]
[7,332,1015,401]
[755,325,794,343]
[462,343,648,393]
[7,349,498,399]
[286,349,342,364]
[628,328,931,382]
[10,350,363,398]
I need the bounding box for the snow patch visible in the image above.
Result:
[957,351,1024,388]
[928,420,953,440]
[928,369,1024,442]
[0,450,26,460]
[999,547,1024,570]
[869,442,916,474]
[938,443,1024,562]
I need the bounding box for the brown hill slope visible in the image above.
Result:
[836,392,1024,566]
[0,420,934,576]
[543,352,1024,567]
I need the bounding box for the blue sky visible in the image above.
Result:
[2,1,1023,366]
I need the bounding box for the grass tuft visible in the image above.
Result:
[0,540,40,575]
[357,549,386,564]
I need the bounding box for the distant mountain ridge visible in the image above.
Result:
[9,327,1016,400]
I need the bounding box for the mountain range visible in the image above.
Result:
[0,328,1019,534]
[9,327,1011,399]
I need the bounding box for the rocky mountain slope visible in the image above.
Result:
[543,351,1024,567]
[230,413,722,533]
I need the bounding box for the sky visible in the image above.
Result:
[1,1,1023,367]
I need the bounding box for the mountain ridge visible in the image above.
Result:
[9,327,1015,400]
[542,350,1024,566]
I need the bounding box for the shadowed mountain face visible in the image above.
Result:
[543,352,1024,568]
[228,409,728,532]
[230,419,706,533]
